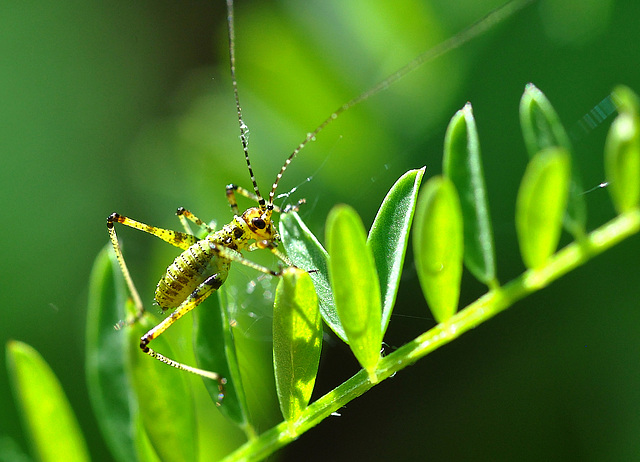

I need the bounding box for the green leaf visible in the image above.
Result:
[443,103,497,287]
[193,288,252,431]
[367,167,425,336]
[516,147,572,269]
[413,176,464,323]
[7,341,90,462]
[273,268,322,424]
[126,307,198,462]
[520,83,586,238]
[326,205,382,381]
[279,212,343,342]
[0,435,32,462]
[605,112,640,214]
[86,246,141,462]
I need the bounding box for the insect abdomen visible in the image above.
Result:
[154,239,229,310]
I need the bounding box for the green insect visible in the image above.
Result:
[107,0,532,401]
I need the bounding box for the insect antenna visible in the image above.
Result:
[226,0,268,210]
[268,0,535,205]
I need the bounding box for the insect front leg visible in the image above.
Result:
[140,272,227,401]
[226,184,304,214]
[226,183,261,214]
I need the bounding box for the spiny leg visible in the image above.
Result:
[226,184,305,214]
[108,213,198,251]
[107,213,199,326]
[226,184,259,215]
[176,207,216,236]
[107,216,146,326]
[140,272,227,402]
[211,242,283,277]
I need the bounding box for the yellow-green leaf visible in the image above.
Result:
[516,147,571,269]
[612,85,640,116]
[605,112,640,213]
[326,204,382,382]
[273,268,321,424]
[7,341,90,462]
[520,83,585,238]
[413,176,464,323]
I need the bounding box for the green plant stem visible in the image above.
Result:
[223,208,640,462]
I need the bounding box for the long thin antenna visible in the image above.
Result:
[268,0,536,204]
[226,0,266,208]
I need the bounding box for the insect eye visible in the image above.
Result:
[252,217,266,229]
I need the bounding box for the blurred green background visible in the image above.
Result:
[2,0,639,460]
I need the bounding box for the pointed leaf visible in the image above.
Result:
[86,246,140,462]
[413,176,464,323]
[367,167,425,336]
[7,341,90,462]
[126,307,198,462]
[516,147,571,269]
[443,103,497,286]
[605,112,640,213]
[273,268,321,424]
[193,289,251,429]
[279,212,344,342]
[612,85,640,116]
[520,83,586,237]
[327,205,382,381]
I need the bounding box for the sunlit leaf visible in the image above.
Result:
[279,212,343,342]
[443,103,497,287]
[516,147,571,269]
[273,268,321,423]
[612,85,640,115]
[605,112,640,214]
[520,83,585,238]
[413,176,464,323]
[327,205,382,381]
[7,341,90,462]
[367,168,425,336]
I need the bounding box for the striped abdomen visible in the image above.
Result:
[154,238,230,310]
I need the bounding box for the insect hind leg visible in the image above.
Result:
[140,272,227,402]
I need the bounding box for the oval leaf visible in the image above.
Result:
[7,341,90,462]
[612,85,640,116]
[413,176,464,323]
[194,290,251,429]
[367,167,425,336]
[605,112,640,213]
[273,268,322,423]
[279,212,343,342]
[516,147,571,269]
[126,309,198,462]
[443,103,497,287]
[520,83,586,238]
[86,246,141,462]
[326,205,382,381]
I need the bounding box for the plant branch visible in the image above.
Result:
[223,208,640,462]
